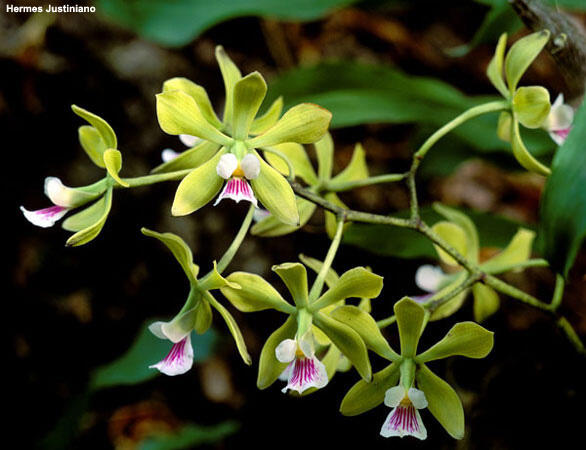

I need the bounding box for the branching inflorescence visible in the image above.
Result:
[21,34,582,441]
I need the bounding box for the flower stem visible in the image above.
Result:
[216,204,256,274]
[308,217,345,302]
[121,169,193,187]
[407,100,509,219]
[325,173,407,192]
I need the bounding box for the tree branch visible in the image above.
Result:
[510,0,586,99]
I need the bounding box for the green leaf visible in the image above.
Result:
[141,228,199,284]
[139,422,238,450]
[416,364,465,439]
[251,197,316,237]
[504,30,550,93]
[298,253,340,288]
[221,272,295,313]
[265,61,533,153]
[78,125,107,168]
[97,0,359,47]
[486,32,509,98]
[539,100,586,275]
[250,96,283,135]
[151,140,220,174]
[417,321,494,363]
[232,72,268,139]
[511,116,551,175]
[472,283,501,322]
[272,262,309,308]
[311,267,383,311]
[156,90,232,146]
[65,189,113,247]
[262,142,318,185]
[72,104,117,149]
[205,292,251,365]
[90,323,215,390]
[257,316,297,389]
[339,362,400,416]
[314,311,371,381]
[171,148,225,216]
[512,86,551,129]
[330,305,399,360]
[250,152,300,225]
[431,221,468,266]
[163,77,222,128]
[394,297,425,357]
[247,103,332,148]
[481,228,535,274]
[103,148,129,187]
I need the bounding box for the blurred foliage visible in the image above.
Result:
[139,422,239,450]
[90,323,216,390]
[539,101,586,276]
[265,61,554,156]
[97,0,360,46]
[344,207,532,259]
[41,324,218,449]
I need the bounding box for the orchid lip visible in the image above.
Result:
[20,205,69,228]
[149,334,194,376]
[214,178,258,207]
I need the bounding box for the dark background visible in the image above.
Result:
[4,0,586,449]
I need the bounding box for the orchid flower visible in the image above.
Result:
[160,135,203,163]
[252,133,370,238]
[214,152,260,206]
[413,204,535,322]
[21,177,92,228]
[275,333,328,394]
[142,228,252,375]
[542,94,574,145]
[221,259,386,393]
[341,297,494,441]
[487,31,553,175]
[149,323,194,376]
[154,46,331,225]
[381,386,428,439]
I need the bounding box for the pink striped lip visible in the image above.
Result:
[214,178,258,207]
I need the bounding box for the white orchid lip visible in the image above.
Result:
[275,336,328,394]
[381,386,428,440]
[149,334,194,376]
[20,205,69,228]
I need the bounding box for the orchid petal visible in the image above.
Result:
[149,335,194,376]
[20,205,69,228]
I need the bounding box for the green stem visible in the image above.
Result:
[121,169,193,187]
[484,258,550,274]
[216,204,256,274]
[550,274,565,311]
[484,274,550,312]
[407,100,509,219]
[557,317,585,355]
[377,315,396,329]
[308,217,345,302]
[326,173,407,192]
